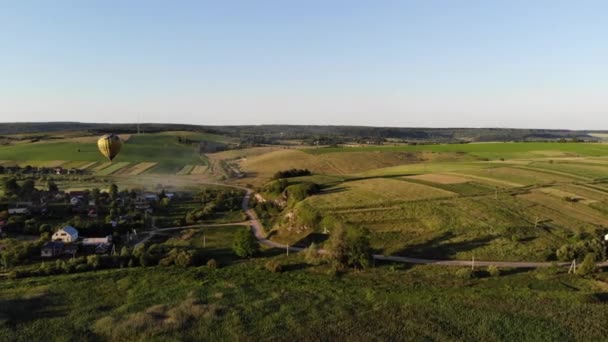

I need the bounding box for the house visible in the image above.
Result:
[142,193,159,202]
[8,207,29,215]
[52,226,79,243]
[82,236,112,245]
[87,208,98,218]
[41,241,63,257]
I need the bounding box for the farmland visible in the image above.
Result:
[0,131,210,175]
[238,141,608,264]
[2,127,608,341]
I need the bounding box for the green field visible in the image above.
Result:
[304,142,608,159]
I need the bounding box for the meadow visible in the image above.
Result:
[2,254,608,341]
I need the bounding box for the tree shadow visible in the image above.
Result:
[395,232,495,259]
[281,262,310,272]
[319,187,348,195]
[292,233,329,248]
[0,291,65,326]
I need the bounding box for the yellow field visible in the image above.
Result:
[190,165,208,175]
[92,162,112,171]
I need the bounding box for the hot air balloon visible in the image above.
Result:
[97,134,122,162]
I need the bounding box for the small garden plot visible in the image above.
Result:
[78,161,98,170]
[306,178,456,210]
[60,160,92,169]
[517,191,608,226]
[177,165,195,175]
[406,173,469,184]
[38,160,69,168]
[126,162,157,175]
[528,162,608,180]
[96,162,130,175]
[539,187,597,205]
[190,165,208,175]
[459,167,575,187]
[92,162,112,172]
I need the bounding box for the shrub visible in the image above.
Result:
[577,253,596,276]
[174,251,194,268]
[206,258,219,269]
[265,260,283,273]
[487,265,501,277]
[456,268,475,279]
[304,243,321,265]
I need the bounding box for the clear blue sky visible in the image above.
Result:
[1,1,607,129]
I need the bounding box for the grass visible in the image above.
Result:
[304,178,456,210]
[1,256,608,341]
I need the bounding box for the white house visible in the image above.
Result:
[52,226,79,243]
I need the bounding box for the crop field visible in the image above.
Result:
[304,142,608,159]
[115,162,158,176]
[526,161,608,180]
[95,162,131,175]
[177,165,195,175]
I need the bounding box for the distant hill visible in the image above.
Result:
[0,122,605,143]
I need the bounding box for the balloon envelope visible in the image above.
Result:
[97,134,122,161]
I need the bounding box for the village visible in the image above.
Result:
[0,174,180,267]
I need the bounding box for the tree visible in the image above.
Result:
[346,227,372,269]
[327,224,372,269]
[20,179,36,198]
[47,180,58,192]
[3,178,20,196]
[232,228,259,258]
[120,246,131,257]
[327,225,348,268]
[577,253,596,276]
[109,184,118,200]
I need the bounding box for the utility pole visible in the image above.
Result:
[286,244,289,256]
[471,255,475,271]
[534,217,539,229]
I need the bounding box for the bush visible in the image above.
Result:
[456,268,475,279]
[576,253,596,276]
[265,260,283,273]
[206,258,219,269]
[304,243,321,265]
[487,265,501,277]
[232,228,259,258]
